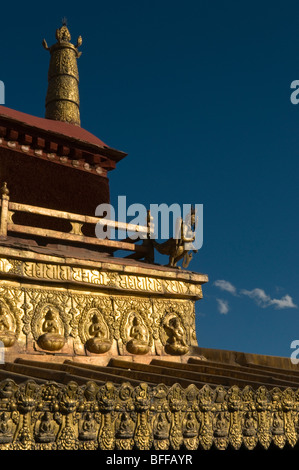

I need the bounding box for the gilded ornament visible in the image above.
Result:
[153,207,198,268]
[43,23,82,126]
[0,411,14,444]
[126,316,150,355]
[35,411,57,443]
[37,307,65,352]
[164,316,189,356]
[85,313,112,354]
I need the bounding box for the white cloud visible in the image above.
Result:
[213,280,297,312]
[241,288,297,310]
[216,298,229,314]
[241,288,269,306]
[214,280,237,295]
[269,294,297,309]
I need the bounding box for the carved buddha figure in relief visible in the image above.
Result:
[37,307,65,352]
[116,412,135,439]
[126,316,149,355]
[42,309,60,334]
[154,413,169,440]
[214,412,229,438]
[36,411,56,443]
[164,316,189,356]
[243,412,257,437]
[272,411,284,435]
[183,411,198,438]
[0,303,16,347]
[0,412,14,443]
[85,313,111,354]
[79,412,97,441]
[130,317,146,342]
[0,305,9,332]
[89,314,105,339]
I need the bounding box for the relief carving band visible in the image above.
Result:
[0,283,197,358]
[0,379,296,450]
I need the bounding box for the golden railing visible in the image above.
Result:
[0,182,154,260]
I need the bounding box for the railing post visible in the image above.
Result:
[144,210,154,263]
[147,210,153,239]
[0,182,9,238]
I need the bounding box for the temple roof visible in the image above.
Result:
[0,105,127,176]
[0,105,107,150]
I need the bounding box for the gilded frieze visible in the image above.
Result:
[0,258,203,299]
[0,283,196,357]
[0,379,297,450]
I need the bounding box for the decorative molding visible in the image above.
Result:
[0,284,196,357]
[1,258,203,299]
[0,134,109,177]
[0,380,297,450]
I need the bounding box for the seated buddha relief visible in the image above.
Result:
[0,411,14,443]
[35,411,56,443]
[37,307,65,352]
[164,316,189,356]
[0,302,16,348]
[85,313,111,354]
[126,315,149,355]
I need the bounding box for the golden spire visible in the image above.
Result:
[43,22,82,126]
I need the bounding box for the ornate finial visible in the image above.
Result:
[0,182,9,197]
[55,23,71,43]
[43,24,82,126]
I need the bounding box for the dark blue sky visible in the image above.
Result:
[1,0,298,358]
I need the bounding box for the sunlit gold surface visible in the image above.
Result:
[0,278,197,359]
[43,24,82,126]
[0,379,297,450]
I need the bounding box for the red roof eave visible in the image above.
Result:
[0,105,127,163]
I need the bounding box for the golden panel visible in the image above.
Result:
[0,282,197,357]
[0,380,297,450]
[1,258,203,299]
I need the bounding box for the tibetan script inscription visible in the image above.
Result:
[118,275,163,293]
[0,259,203,298]
[23,262,107,285]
